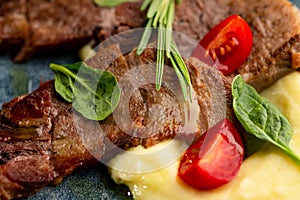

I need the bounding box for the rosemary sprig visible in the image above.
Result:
[93,0,138,7]
[137,0,192,101]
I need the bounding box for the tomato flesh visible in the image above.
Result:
[191,15,253,75]
[177,118,244,190]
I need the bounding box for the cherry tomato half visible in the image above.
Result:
[177,118,244,190]
[191,15,253,75]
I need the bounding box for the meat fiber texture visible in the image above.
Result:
[1,0,300,199]
[0,42,232,199]
[0,0,300,86]
[117,0,300,91]
[0,0,110,62]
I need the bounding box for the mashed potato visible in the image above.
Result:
[109,71,300,200]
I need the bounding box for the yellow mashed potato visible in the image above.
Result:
[109,71,300,200]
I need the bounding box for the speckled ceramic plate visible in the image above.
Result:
[1,0,299,199]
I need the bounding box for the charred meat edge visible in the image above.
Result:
[0,42,232,199]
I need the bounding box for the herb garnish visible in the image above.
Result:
[93,0,138,7]
[232,75,300,165]
[50,62,120,121]
[93,0,192,101]
[137,0,192,101]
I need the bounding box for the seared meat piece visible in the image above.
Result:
[0,81,99,199]
[237,0,300,91]
[0,0,118,62]
[0,0,299,92]
[1,0,299,88]
[0,43,232,199]
[241,33,300,91]
[0,0,28,55]
[1,0,300,198]
[115,0,300,91]
[88,43,233,156]
[14,0,115,62]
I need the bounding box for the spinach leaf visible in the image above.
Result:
[50,62,120,121]
[232,75,300,165]
[93,0,138,7]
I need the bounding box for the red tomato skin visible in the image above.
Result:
[177,118,244,190]
[191,15,253,75]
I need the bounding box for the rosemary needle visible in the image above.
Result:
[141,0,152,11]
[165,0,174,58]
[137,0,192,101]
[137,18,153,55]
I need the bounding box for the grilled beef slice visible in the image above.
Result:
[0,0,28,56]
[116,0,300,91]
[1,0,300,198]
[0,81,98,199]
[0,43,232,199]
[0,0,117,62]
[1,0,300,90]
[1,0,300,88]
[236,0,300,91]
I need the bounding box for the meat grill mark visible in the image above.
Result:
[241,33,300,91]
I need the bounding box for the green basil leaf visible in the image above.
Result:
[93,0,138,7]
[50,62,120,121]
[232,75,300,165]
[51,62,81,102]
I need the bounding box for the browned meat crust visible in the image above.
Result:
[0,81,98,199]
[0,0,28,56]
[0,43,232,199]
[0,0,117,62]
[241,33,300,91]
[1,0,300,198]
[237,0,300,91]
[2,0,300,91]
[117,0,300,91]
